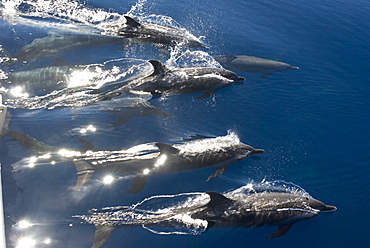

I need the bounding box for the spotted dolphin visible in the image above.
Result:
[213,53,299,78]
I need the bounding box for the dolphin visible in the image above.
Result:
[0,57,75,95]
[192,192,337,238]
[116,16,208,49]
[77,186,336,248]
[1,56,132,97]
[127,60,245,98]
[103,100,173,126]
[213,53,299,78]
[8,130,263,192]
[4,33,125,64]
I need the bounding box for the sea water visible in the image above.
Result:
[0,0,369,247]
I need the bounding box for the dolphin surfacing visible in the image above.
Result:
[77,185,336,248]
[117,16,208,49]
[8,130,263,192]
[127,60,245,98]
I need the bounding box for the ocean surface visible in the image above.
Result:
[0,0,369,247]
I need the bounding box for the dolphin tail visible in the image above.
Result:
[91,225,116,248]
[73,160,94,190]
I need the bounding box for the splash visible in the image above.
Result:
[76,192,209,235]
[226,179,311,198]
[2,0,120,26]
[167,49,218,68]
[126,0,149,17]
[175,130,241,154]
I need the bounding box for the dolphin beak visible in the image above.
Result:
[252,149,265,155]
[321,205,337,213]
[236,76,245,82]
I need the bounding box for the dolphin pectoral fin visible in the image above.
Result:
[92,225,116,248]
[261,73,271,79]
[76,137,99,151]
[73,161,94,190]
[155,142,180,155]
[127,175,147,193]
[267,224,292,239]
[197,92,214,99]
[124,16,141,28]
[206,166,228,181]
[110,114,131,126]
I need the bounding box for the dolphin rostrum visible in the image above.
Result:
[213,53,299,78]
[8,130,263,192]
[127,60,245,98]
[76,184,336,248]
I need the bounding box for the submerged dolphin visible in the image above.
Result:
[213,53,299,78]
[1,56,134,97]
[8,130,263,192]
[77,185,336,248]
[116,16,208,49]
[127,60,245,98]
[0,57,77,95]
[4,34,125,64]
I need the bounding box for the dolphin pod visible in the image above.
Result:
[76,186,336,248]
[1,16,208,64]
[0,5,335,248]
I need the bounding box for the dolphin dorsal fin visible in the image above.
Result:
[49,55,69,66]
[148,60,168,76]
[124,16,141,28]
[206,192,233,207]
[77,137,98,151]
[155,142,180,155]
[225,52,237,62]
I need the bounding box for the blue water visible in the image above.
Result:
[0,0,369,247]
